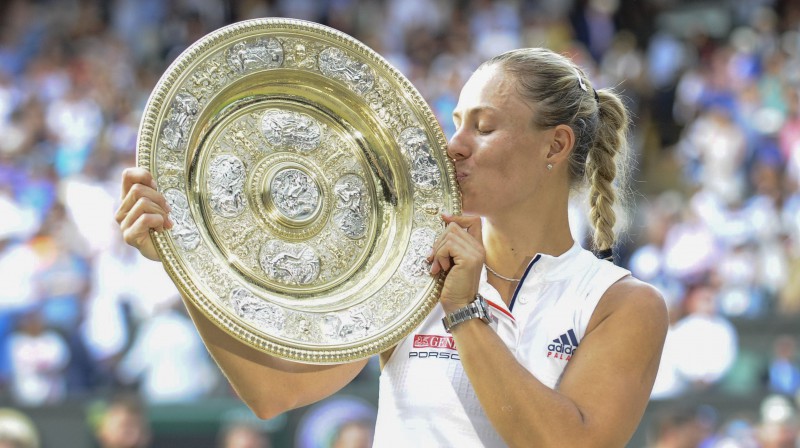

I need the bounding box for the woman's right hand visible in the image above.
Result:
[115,167,173,261]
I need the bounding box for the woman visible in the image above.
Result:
[116,48,667,447]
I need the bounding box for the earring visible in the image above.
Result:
[546,163,553,171]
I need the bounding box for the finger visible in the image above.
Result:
[123,212,166,248]
[442,213,482,240]
[430,258,441,276]
[430,235,474,273]
[121,167,157,201]
[120,197,173,232]
[427,221,475,262]
[116,183,171,225]
[427,223,458,261]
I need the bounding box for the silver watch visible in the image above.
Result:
[442,294,492,333]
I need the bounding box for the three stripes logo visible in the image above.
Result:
[547,329,579,361]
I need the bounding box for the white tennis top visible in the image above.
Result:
[373,241,630,447]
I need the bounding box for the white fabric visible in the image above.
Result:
[374,241,630,447]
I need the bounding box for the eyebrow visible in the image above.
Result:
[452,105,500,121]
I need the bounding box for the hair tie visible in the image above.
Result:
[594,89,600,103]
[576,71,588,92]
[595,248,613,262]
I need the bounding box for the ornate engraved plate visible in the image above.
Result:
[137,19,459,364]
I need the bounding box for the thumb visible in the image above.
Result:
[442,213,482,240]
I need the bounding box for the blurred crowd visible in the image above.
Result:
[0,0,799,446]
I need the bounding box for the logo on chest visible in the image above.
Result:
[547,329,579,361]
[408,334,460,361]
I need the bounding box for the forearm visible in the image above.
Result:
[451,320,610,448]
[182,296,367,419]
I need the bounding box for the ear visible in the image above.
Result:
[546,124,575,164]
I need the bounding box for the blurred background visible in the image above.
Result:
[0,0,799,446]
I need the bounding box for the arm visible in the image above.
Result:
[116,167,368,419]
[429,215,668,447]
[183,297,367,419]
[451,278,666,447]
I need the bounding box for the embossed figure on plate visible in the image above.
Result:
[318,47,375,96]
[164,188,201,251]
[270,168,320,220]
[399,127,440,190]
[260,109,322,152]
[226,38,284,73]
[322,310,372,340]
[208,155,247,217]
[333,174,369,239]
[400,227,437,282]
[162,92,199,151]
[260,240,320,285]
[229,288,286,331]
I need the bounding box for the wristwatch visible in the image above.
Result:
[442,294,492,333]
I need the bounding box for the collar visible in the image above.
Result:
[480,240,585,314]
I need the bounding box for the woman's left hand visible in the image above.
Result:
[427,214,485,313]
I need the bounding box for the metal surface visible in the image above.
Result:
[136,18,459,363]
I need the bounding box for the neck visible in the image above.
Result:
[481,190,574,279]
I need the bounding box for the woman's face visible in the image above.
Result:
[448,65,554,216]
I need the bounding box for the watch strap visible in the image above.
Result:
[442,294,491,333]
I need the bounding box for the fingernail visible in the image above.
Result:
[167,218,174,229]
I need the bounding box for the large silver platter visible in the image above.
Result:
[136,18,459,364]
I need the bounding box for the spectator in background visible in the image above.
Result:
[670,285,738,390]
[331,419,373,448]
[0,408,39,448]
[116,297,218,404]
[646,406,717,448]
[217,422,271,448]
[7,308,70,406]
[94,395,151,448]
[757,395,799,448]
[766,336,800,396]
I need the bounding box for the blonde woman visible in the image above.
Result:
[117,48,667,447]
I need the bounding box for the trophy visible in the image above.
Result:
[137,19,460,363]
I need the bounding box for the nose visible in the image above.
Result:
[446,127,471,161]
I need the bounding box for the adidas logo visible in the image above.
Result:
[547,329,579,360]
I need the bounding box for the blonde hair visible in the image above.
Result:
[481,48,631,256]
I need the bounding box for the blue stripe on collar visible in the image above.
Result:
[508,254,541,312]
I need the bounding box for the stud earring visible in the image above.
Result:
[546,163,553,171]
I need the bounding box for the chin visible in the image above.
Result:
[459,198,481,216]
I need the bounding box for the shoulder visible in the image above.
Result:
[588,275,669,339]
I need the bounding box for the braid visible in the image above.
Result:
[587,89,629,253]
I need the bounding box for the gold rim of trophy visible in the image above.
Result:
[136,18,460,364]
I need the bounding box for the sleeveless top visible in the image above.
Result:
[373,241,630,447]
